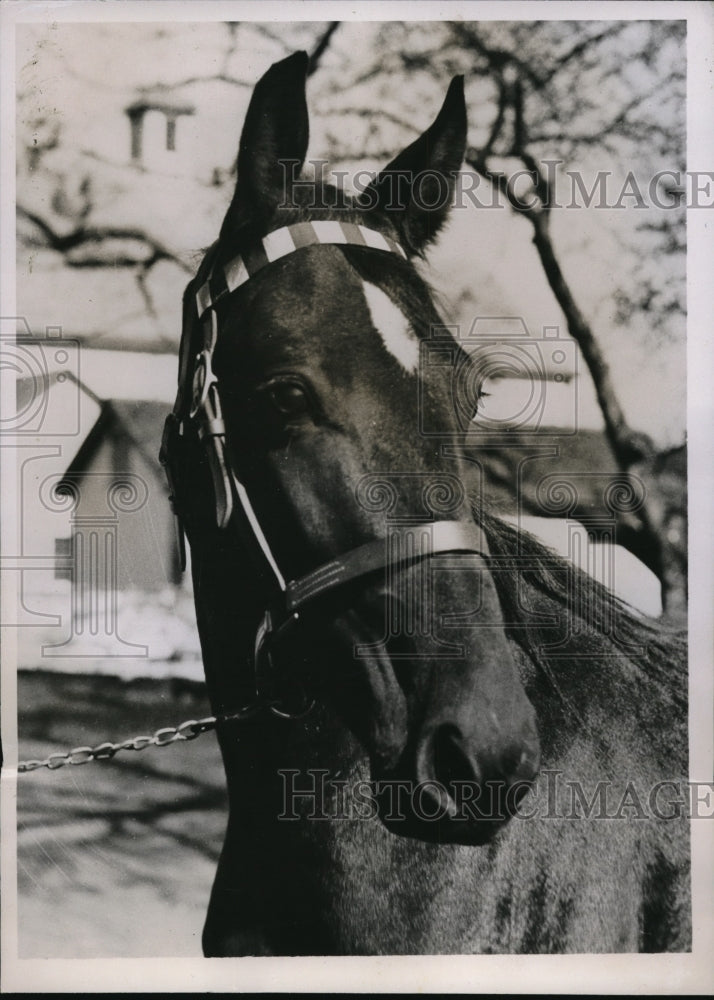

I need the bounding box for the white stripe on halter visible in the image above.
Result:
[195,221,407,318]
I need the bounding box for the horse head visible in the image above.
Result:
[166,52,540,846]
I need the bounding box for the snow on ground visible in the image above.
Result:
[17,518,662,686]
[18,585,204,682]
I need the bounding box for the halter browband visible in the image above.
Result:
[195,221,407,320]
[163,222,490,678]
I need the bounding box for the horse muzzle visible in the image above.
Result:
[265,543,542,846]
[299,606,541,846]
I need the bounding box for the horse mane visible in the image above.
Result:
[479,509,687,718]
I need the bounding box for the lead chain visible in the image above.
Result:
[16,707,259,774]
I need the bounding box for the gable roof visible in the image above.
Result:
[60,398,169,481]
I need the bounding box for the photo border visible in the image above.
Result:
[1,0,712,993]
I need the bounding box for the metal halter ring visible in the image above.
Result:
[268,694,316,721]
[253,611,316,721]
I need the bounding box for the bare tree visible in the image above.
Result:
[322,20,686,615]
[456,22,685,616]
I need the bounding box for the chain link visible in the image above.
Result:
[16,670,316,774]
[16,709,258,774]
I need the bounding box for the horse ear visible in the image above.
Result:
[221,51,310,239]
[362,76,467,253]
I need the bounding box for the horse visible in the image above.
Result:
[162,51,690,955]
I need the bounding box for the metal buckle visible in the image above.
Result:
[189,348,218,420]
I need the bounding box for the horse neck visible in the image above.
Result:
[480,511,688,774]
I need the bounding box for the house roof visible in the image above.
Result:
[60,398,170,482]
[110,399,170,461]
[126,99,195,119]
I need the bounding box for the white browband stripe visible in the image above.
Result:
[196,281,213,318]
[224,255,249,292]
[195,222,407,318]
[262,226,297,261]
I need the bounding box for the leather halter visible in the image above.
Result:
[161,221,490,714]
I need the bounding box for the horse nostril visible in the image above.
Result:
[415,724,480,819]
[432,724,481,789]
[416,724,539,826]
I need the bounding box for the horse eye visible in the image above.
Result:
[267,381,309,416]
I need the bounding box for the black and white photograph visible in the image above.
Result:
[1,0,712,993]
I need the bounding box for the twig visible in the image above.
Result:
[308,22,340,76]
[18,205,193,273]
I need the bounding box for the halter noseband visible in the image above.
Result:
[161,221,490,714]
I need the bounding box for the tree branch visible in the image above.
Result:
[451,23,546,89]
[308,22,340,75]
[18,205,193,273]
[465,150,649,469]
[480,79,508,162]
[319,105,421,133]
[528,212,651,466]
[538,24,628,86]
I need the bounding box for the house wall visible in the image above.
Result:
[110,438,181,592]
[15,405,189,673]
